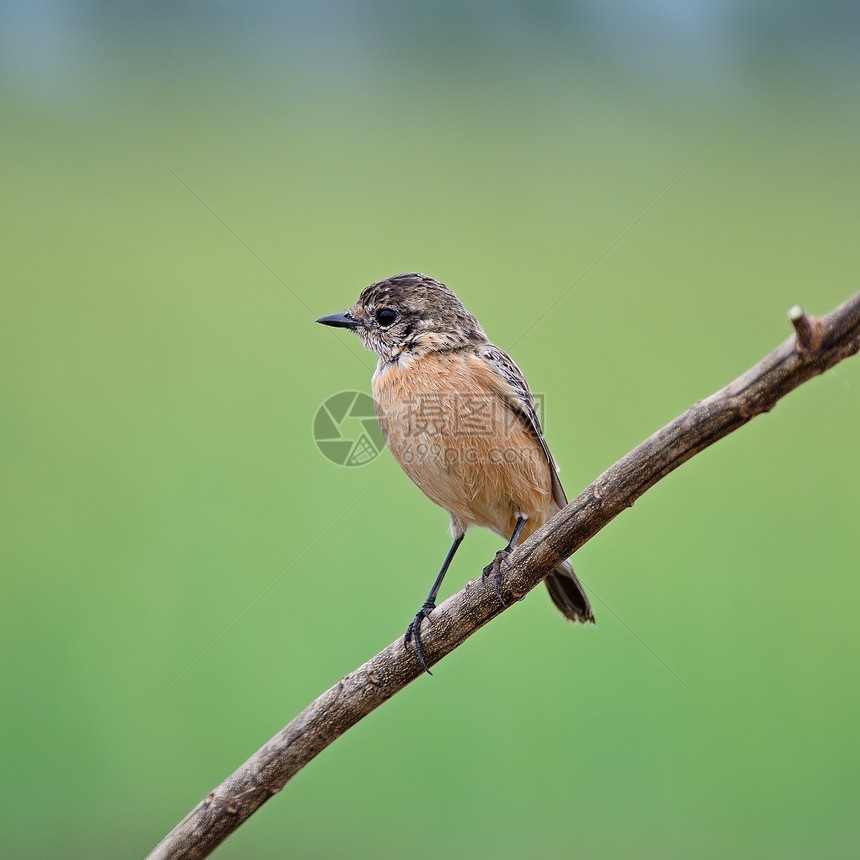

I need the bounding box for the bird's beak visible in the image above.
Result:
[316,311,361,330]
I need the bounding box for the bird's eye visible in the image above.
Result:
[375,308,398,327]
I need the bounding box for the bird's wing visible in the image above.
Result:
[474,343,568,510]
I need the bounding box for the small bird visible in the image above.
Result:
[318,273,594,672]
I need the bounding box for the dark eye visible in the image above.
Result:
[375,308,398,327]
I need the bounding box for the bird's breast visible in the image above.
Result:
[372,351,554,536]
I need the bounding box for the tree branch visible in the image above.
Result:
[147,290,860,860]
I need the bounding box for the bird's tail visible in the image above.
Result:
[545,560,595,624]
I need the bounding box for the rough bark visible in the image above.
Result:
[147,291,860,859]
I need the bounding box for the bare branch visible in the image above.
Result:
[147,289,860,860]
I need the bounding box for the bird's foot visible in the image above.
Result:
[482,549,511,606]
[404,601,435,675]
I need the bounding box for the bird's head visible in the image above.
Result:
[317,273,486,362]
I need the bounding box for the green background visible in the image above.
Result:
[2,5,859,858]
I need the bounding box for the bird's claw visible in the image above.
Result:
[482,549,511,605]
[404,602,435,675]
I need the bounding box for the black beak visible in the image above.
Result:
[316,311,361,330]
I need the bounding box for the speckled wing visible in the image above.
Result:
[478,343,568,510]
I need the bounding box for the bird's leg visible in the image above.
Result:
[405,534,464,675]
[482,515,528,605]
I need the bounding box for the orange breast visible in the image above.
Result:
[372,351,555,539]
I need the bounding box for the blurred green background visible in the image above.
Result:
[2,3,859,858]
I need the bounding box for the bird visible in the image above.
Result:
[317,273,594,672]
